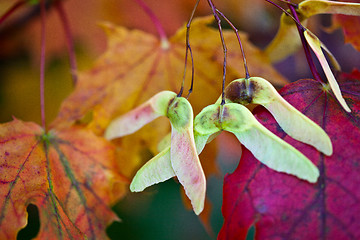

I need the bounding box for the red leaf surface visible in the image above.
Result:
[219,70,360,240]
[0,119,127,239]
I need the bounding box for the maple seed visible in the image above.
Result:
[304,30,351,113]
[224,77,333,156]
[194,103,319,183]
[105,91,176,140]
[105,91,206,215]
[220,73,360,239]
[265,0,360,63]
[225,78,254,105]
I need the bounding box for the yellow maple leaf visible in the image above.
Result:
[53,16,287,178]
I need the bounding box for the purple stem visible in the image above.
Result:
[134,0,167,42]
[265,0,303,27]
[179,0,199,98]
[55,1,78,85]
[287,2,322,82]
[0,0,25,25]
[207,0,227,105]
[215,9,250,79]
[40,0,46,129]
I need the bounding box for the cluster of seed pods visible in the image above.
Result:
[105,77,332,215]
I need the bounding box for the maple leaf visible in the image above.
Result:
[333,15,360,51]
[0,119,128,239]
[53,14,287,132]
[219,70,360,240]
[328,0,360,51]
[52,15,287,195]
[41,13,285,230]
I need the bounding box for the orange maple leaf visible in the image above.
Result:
[0,119,128,239]
[53,15,287,130]
[333,14,360,51]
[52,16,287,177]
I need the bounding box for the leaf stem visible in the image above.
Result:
[0,0,25,25]
[55,1,78,85]
[178,0,199,98]
[134,0,168,47]
[207,0,227,105]
[215,9,250,79]
[40,0,46,130]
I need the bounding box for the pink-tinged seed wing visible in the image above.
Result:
[105,91,176,140]
[168,97,206,215]
[304,31,351,112]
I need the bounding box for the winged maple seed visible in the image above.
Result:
[105,77,333,214]
[264,0,360,113]
[223,77,333,155]
[304,30,351,112]
[194,103,319,183]
[219,71,360,240]
[105,91,206,215]
[266,0,360,63]
[195,76,333,183]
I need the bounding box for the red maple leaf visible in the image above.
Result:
[219,70,360,240]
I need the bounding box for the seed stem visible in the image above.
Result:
[215,9,250,79]
[265,0,322,82]
[207,0,227,105]
[0,0,25,25]
[178,0,200,98]
[287,1,322,82]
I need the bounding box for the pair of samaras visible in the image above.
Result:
[105,77,335,215]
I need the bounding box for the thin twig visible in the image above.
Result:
[40,0,46,130]
[55,1,78,85]
[207,0,227,105]
[0,0,25,25]
[179,0,200,98]
[215,9,250,79]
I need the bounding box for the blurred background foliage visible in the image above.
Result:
[1,0,360,239]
